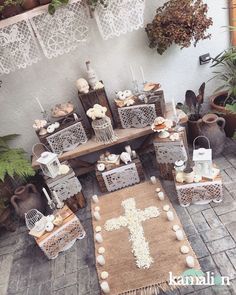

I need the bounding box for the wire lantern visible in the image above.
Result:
[25,209,46,231]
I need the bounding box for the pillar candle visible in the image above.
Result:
[150,176,157,184]
[140,66,146,84]
[129,65,135,81]
[186,256,195,268]
[172,98,177,118]
[92,195,99,203]
[95,233,103,243]
[176,229,184,241]
[97,255,105,266]
[167,210,174,221]
[94,211,101,221]
[100,281,110,294]
[35,97,45,113]
[157,191,165,201]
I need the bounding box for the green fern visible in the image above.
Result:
[0,134,35,182]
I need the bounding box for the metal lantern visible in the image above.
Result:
[36,151,61,178]
[193,136,213,178]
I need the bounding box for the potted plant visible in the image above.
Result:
[145,0,213,55]
[0,134,35,230]
[0,0,23,19]
[21,0,39,10]
[210,48,236,137]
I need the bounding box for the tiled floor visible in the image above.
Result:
[0,139,235,295]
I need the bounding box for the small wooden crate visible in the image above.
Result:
[78,86,115,127]
[96,158,145,193]
[153,127,188,180]
[174,174,223,207]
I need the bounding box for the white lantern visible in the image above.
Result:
[36,151,60,178]
[193,136,212,178]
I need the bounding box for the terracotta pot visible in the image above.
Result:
[197,114,226,157]
[1,4,23,18]
[210,91,236,138]
[11,183,45,219]
[39,0,51,5]
[21,0,39,10]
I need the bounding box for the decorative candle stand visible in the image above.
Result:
[44,162,86,213]
[92,116,117,144]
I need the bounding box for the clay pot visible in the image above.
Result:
[11,184,45,220]
[187,116,202,144]
[21,0,39,10]
[197,114,226,157]
[210,91,236,138]
[1,4,23,19]
[39,0,51,5]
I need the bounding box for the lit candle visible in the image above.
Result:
[129,65,135,82]
[92,195,99,203]
[35,97,45,113]
[94,211,101,221]
[176,229,184,241]
[97,255,105,266]
[100,281,110,294]
[42,187,51,203]
[95,233,103,243]
[167,211,174,221]
[140,66,146,84]
[157,191,165,201]
[53,191,64,209]
[172,99,177,118]
[150,176,157,184]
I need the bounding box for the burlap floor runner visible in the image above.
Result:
[92,181,200,295]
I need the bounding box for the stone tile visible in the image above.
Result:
[225,167,236,180]
[0,254,13,286]
[214,157,233,170]
[229,279,236,294]
[194,287,215,295]
[224,183,236,194]
[226,222,236,241]
[53,254,65,278]
[226,248,236,268]
[201,227,229,243]
[65,249,77,274]
[213,201,236,216]
[198,256,216,272]
[212,285,231,295]
[220,170,233,184]
[187,204,211,216]
[206,236,235,254]
[26,284,41,295]
[182,220,198,237]
[211,189,234,208]
[213,252,236,280]
[191,212,210,232]
[188,235,209,258]
[39,281,52,295]
[64,284,78,295]
[78,267,90,295]
[219,211,236,225]
[179,285,195,294]
[53,272,77,291]
[202,209,222,229]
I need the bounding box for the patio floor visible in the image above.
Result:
[0,139,236,295]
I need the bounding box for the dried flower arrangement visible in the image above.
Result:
[145,0,213,55]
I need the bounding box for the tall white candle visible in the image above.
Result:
[35,97,45,113]
[176,229,184,241]
[129,65,135,82]
[140,66,146,84]
[101,281,110,294]
[172,99,177,118]
[42,187,51,203]
[97,255,105,266]
[53,191,64,209]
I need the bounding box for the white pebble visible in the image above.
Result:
[186,256,195,268]
[101,281,110,294]
[158,192,165,201]
[101,271,109,280]
[180,245,190,254]
[167,211,174,221]
[95,226,102,233]
[95,206,100,211]
[163,205,170,211]
[155,187,161,193]
[172,224,180,232]
[98,247,105,254]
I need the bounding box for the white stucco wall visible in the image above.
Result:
[0,0,229,153]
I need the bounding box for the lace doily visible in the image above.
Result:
[30,0,89,58]
[0,19,41,75]
[94,0,145,40]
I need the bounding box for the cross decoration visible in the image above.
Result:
[104,198,160,269]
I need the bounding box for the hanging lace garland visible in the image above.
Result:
[0,17,41,75]
[94,0,145,40]
[29,0,89,59]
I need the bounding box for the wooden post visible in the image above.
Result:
[229,0,236,45]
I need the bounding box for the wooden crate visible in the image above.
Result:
[96,158,145,193]
[153,127,189,180]
[78,86,115,127]
[174,173,223,207]
[64,191,86,213]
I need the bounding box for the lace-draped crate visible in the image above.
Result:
[174,174,223,207]
[44,162,86,212]
[153,128,188,180]
[96,158,145,193]
[35,205,85,259]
